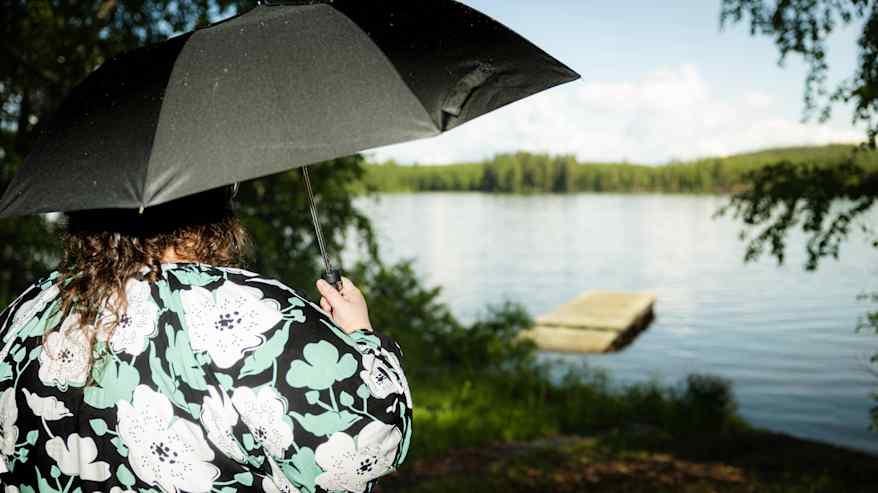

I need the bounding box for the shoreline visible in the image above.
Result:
[378,426,878,492]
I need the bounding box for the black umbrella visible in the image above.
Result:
[0,0,579,285]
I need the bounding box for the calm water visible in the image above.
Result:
[345,192,878,455]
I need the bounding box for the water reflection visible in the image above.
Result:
[347,192,878,454]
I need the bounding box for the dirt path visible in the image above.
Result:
[376,431,878,492]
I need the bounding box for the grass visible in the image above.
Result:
[356,267,878,491]
[377,363,878,492]
[404,364,746,459]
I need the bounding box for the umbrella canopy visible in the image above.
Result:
[0,0,579,218]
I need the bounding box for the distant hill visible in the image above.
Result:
[359,144,878,194]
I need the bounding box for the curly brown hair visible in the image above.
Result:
[51,186,250,373]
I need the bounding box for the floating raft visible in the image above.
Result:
[518,290,656,353]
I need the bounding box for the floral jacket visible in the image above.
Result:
[0,262,412,493]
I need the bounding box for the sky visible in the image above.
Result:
[364,0,866,165]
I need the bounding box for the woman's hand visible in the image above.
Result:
[316,276,373,334]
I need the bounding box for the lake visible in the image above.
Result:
[346,192,878,455]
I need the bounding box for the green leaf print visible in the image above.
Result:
[356,383,370,400]
[117,464,136,488]
[25,430,38,446]
[0,362,12,382]
[285,340,357,390]
[233,471,254,486]
[25,299,63,338]
[11,346,26,363]
[35,466,59,493]
[148,342,189,412]
[283,298,306,323]
[111,436,128,457]
[398,414,412,465]
[164,325,208,391]
[27,346,40,361]
[83,359,140,409]
[89,419,108,436]
[171,269,221,287]
[305,390,320,405]
[347,330,383,351]
[318,319,381,353]
[41,272,60,288]
[291,410,359,437]
[239,323,289,378]
[339,391,354,407]
[215,372,234,391]
[284,447,323,493]
[242,433,255,451]
[157,281,187,320]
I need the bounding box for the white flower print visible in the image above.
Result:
[200,386,245,462]
[0,285,58,364]
[179,283,282,368]
[0,388,18,459]
[220,266,259,277]
[384,348,412,408]
[0,266,413,492]
[45,433,111,482]
[22,388,71,421]
[262,455,302,493]
[360,352,398,400]
[314,421,402,493]
[117,385,219,493]
[37,316,90,391]
[360,348,411,408]
[239,284,283,313]
[231,385,294,459]
[105,279,158,356]
[7,284,59,337]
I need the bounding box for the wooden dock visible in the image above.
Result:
[517,290,656,353]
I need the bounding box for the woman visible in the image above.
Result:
[0,186,412,493]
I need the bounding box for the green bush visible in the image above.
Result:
[347,257,747,461]
[349,259,538,376]
[675,374,740,433]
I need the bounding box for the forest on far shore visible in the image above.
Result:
[359,144,878,194]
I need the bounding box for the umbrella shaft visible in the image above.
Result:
[301,166,333,274]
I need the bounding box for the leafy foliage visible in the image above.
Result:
[410,363,745,460]
[719,1,878,431]
[236,154,378,300]
[720,0,878,145]
[0,2,776,472]
[716,158,877,270]
[348,259,538,376]
[360,145,878,194]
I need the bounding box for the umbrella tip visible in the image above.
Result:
[138,205,144,214]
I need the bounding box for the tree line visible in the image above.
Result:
[361,144,878,194]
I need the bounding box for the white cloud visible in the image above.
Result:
[364,64,862,165]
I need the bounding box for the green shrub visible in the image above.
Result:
[349,257,746,460]
[673,374,739,433]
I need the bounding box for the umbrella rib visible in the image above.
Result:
[326,4,439,132]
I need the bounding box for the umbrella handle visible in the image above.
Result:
[322,268,343,291]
